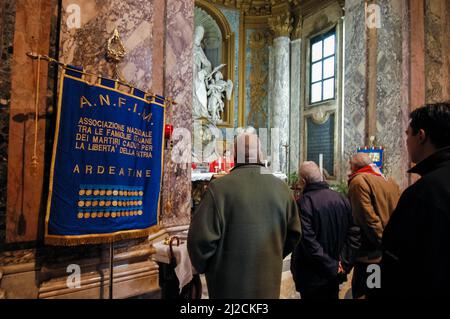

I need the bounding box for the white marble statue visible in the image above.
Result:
[193,26,212,119]
[206,70,233,124]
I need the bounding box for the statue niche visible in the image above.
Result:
[192,3,236,166]
[193,5,235,127]
[193,26,233,124]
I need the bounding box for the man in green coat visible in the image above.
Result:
[187,128,301,299]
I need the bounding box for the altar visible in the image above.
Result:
[191,170,288,212]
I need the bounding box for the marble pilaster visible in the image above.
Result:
[376,0,408,187]
[425,0,450,103]
[161,0,194,227]
[343,0,366,176]
[290,38,301,174]
[270,36,290,174]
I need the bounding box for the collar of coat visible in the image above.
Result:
[231,163,266,171]
[408,146,450,176]
[303,181,330,194]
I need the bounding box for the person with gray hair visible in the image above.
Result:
[188,128,301,298]
[347,152,401,299]
[291,161,360,300]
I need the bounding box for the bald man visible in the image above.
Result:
[187,128,301,298]
[348,153,401,299]
[291,162,360,300]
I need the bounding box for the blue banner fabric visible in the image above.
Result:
[45,67,165,245]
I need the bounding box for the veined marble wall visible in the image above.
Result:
[344,0,450,188]
[0,1,16,244]
[290,39,301,173]
[161,0,194,227]
[1,0,194,299]
[59,0,155,90]
[376,0,408,187]
[271,36,291,174]
[343,0,366,177]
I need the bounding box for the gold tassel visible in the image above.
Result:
[31,55,41,176]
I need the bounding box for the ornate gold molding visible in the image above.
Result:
[268,12,293,37]
[292,16,303,39]
[247,31,269,128]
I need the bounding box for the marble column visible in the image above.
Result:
[268,13,292,174]
[290,34,302,174]
[425,0,450,103]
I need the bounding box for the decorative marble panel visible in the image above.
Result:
[59,0,155,91]
[376,0,408,187]
[161,0,194,227]
[290,39,301,173]
[271,36,290,174]
[343,0,366,175]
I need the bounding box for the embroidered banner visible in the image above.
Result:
[45,66,165,245]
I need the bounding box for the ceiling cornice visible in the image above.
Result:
[204,0,342,17]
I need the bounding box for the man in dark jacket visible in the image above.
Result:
[381,102,450,298]
[188,128,301,299]
[291,161,360,300]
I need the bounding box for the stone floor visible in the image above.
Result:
[199,255,354,299]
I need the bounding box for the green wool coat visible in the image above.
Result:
[187,164,301,299]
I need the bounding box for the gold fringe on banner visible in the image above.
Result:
[33,53,172,246]
[44,225,162,246]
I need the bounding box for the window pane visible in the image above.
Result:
[323,34,335,57]
[323,78,335,100]
[311,62,322,83]
[323,56,335,78]
[311,82,322,103]
[311,40,323,62]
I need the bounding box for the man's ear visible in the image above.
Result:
[418,129,427,144]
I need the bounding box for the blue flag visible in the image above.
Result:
[45,66,165,245]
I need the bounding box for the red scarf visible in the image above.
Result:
[348,164,384,184]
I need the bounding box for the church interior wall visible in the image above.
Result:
[1,0,450,299]
[0,0,194,299]
[298,1,345,181]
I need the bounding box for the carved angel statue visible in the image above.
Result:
[193,26,212,119]
[206,67,233,124]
